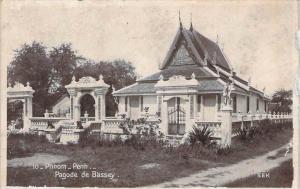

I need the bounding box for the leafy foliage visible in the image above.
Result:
[188,125,214,146]
[8,42,53,116]
[7,100,23,123]
[236,119,292,142]
[7,42,137,117]
[118,118,165,150]
[270,89,292,113]
[7,133,48,159]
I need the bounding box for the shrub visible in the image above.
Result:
[7,133,48,159]
[118,117,165,150]
[237,119,292,142]
[236,125,258,141]
[216,146,232,156]
[188,125,214,146]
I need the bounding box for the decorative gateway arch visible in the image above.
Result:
[7,82,34,130]
[65,75,109,122]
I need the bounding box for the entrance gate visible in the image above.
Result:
[168,97,185,135]
[7,82,34,130]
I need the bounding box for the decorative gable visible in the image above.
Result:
[170,43,196,66]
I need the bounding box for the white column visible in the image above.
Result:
[73,95,80,121]
[22,100,26,119]
[185,96,192,132]
[95,95,100,121]
[220,105,233,147]
[27,97,33,118]
[201,95,204,120]
[157,95,162,117]
[101,95,106,120]
[194,94,198,119]
[161,97,168,135]
[128,96,131,118]
[215,94,218,120]
[22,99,30,130]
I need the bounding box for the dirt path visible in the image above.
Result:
[7,153,69,168]
[147,141,292,187]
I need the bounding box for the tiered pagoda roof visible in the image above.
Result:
[114,23,268,100]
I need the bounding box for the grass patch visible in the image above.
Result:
[225,159,293,188]
[7,122,293,187]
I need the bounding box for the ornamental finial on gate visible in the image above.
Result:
[99,74,103,81]
[191,72,195,79]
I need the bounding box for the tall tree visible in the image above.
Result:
[49,43,82,93]
[73,59,136,116]
[8,42,137,118]
[8,42,52,116]
[270,89,292,113]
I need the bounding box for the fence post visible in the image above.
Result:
[220,105,232,147]
[251,113,254,127]
[238,112,244,130]
[247,111,253,127]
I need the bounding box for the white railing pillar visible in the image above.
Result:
[220,105,232,147]
[84,111,89,123]
[44,109,49,118]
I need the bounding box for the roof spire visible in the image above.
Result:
[179,10,183,29]
[189,12,193,31]
[216,34,219,44]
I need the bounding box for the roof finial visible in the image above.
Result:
[189,12,193,31]
[248,76,251,86]
[159,74,164,80]
[179,10,182,29]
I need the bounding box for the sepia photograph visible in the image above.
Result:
[0,0,298,188]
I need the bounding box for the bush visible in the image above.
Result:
[7,133,48,159]
[118,118,165,150]
[237,119,292,142]
[236,125,259,142]
[188,125,214,146]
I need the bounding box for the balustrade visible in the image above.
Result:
[231,112,292,123]
[30,117,70,130]
[102,118,124,133]
[194,121,222,138]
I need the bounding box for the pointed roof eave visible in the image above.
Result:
[218,45,234,72]
[160,28,182,69]
[113,83,138,95]
[191,30,206,52]
[191,29,211,63]
[181,28,204,66]
[160,27,205,70]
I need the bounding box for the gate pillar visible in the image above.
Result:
[161,97,168,135]
[220,105,233,147]
[7,82,34,131]
[66,75,109,122]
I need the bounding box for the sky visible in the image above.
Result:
[1,0,298,94]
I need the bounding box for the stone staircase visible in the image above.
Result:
[45,120,99,144]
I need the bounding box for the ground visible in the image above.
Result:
[7,123,293,187]
[148,140,292,187]
[225,159,293,188]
